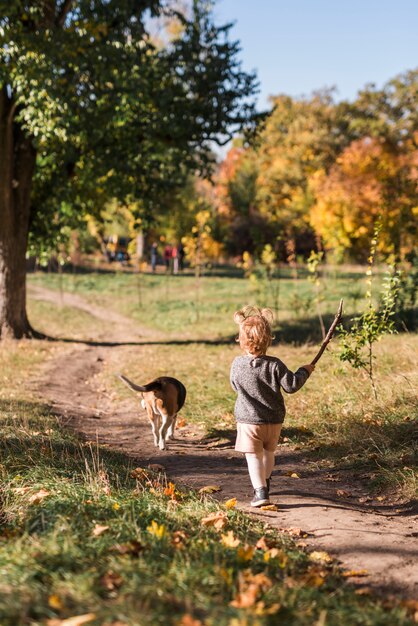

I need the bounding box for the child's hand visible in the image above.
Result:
[302,364,315,375]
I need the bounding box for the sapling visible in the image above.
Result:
[338,227,401,399]
[307,250,325,339]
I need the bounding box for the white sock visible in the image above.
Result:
[263,450,275,480]
[245,452,266,489]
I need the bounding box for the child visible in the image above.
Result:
[230,306,314,507]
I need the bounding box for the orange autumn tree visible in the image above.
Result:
[310,136,418,261]
[255,91,353,255]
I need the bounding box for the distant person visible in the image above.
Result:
[172,245,179,274]
[163,244,172,272]
[177,241,185,271]
[150,242,158,273]
[230,306,314,507]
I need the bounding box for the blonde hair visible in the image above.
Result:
[234,305,274,356]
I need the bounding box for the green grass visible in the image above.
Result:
[27,266,390,340]
[0,342,416,625]
[27,268,418,498]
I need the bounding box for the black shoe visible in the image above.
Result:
[251,487,270,507]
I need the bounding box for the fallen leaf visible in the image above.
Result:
[177,615,203,626]
[110,540,143,556]
[171,530,187,549]
[12,486,31,495]
[46,614,96,626]
[309,551,333,564]
[198,485,221,494]
[230,570,273,609]
[100,570,123,591]
[92,524,109,537]
[147,520,166,539]
[342,569,369,578]
[224,497,237,509]
[200,511,227,530]
[163,482,177,498]
[220,530,240,548]
[237,545,255,561]
[130,468,149,480]
[255,536,273,551]
[112,503,120,510]
[148,463,166,472]
[336,489,351,498]
[176,418,187,428]
[280,527,308,537]
[29,489,50,505]
[48,594,64,610]
[260,504,278,511]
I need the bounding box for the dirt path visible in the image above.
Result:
[32,286,418,599]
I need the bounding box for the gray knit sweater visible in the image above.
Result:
[230,354,309,424]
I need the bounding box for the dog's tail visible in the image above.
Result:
[117,374,161,393]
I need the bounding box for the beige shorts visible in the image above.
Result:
[235,423,282,454]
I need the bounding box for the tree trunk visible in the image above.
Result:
[0,87,37,339]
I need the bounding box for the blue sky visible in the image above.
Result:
[214,0,418,110]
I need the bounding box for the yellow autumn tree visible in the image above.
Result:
[310,137,418,261]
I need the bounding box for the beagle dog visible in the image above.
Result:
[118,374,186,450]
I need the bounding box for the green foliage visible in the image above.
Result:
[338,229,402,398]
[0,0,258,255]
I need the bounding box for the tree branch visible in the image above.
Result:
[310,299,344,365]
[55,0,73,27]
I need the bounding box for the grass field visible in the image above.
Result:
[27,268,418,498]
[0,339,416,626]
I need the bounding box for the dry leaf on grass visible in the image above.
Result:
[46,614,96,626]
[200,510,227,530]
[177,615,204,626]
[130,467,150,480]
[48,594,64,610]
[237,545,255,561]
[198,485,221,494]
[148,463,166,472]
[171,530,188,550]
[110,540,143,556]
[224,497,237,509]
[220,531,240,548]
[29,489,50,504]
[12,486,31,495]
[230,570,273,609]
[147,520,166,539]
[100,570,123,591]
[309,551,333,564]
[92,524,109,537]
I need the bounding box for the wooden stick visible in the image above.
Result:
[310,299,344,366]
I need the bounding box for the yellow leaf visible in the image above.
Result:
[237,545,255,561]
[46,614,96,626]
[260,504,278,511]
[198,485,221,494]
[112,503,120,510]
[92,524,109,537]
[200,510,227,530]
[224,497,237,509]
[220,530,240,548]
[309,551,333,564]
[48,594,64,610]
[342,569,369,577]
[147,520,166,539]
